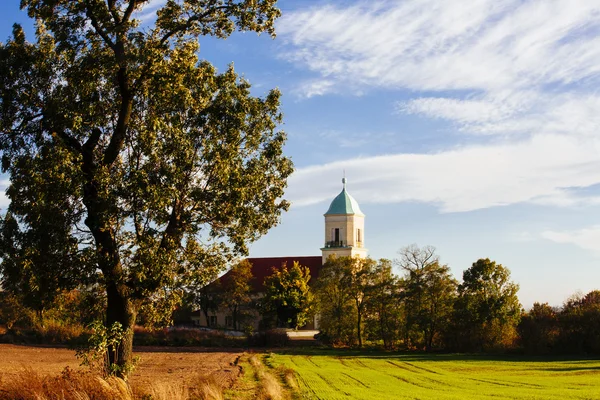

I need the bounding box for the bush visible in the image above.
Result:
[133,326,245,347]
[0,320,87,346]
[247,329,289,347]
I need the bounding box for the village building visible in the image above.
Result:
[191,178,367,330]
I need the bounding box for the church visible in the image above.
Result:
[191,178,367,330]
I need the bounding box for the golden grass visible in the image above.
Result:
[0,368,229,400]
[0,368,133,400]
[277,365,298,391]
[248,355,287,400]
[192,376,224,400]
[144,381,189,400]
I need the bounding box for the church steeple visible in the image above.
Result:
[321,178,368,263]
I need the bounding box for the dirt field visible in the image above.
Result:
[0,344,245,392]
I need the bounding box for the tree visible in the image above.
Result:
[518,302,559,354]
[558,290,600,354]
[263,261,314,329]
[0,0,291,375]
[194,280,222,327]
[396,245,456,351]
[401,260,457,351]
[0,209,87,323]
[453,258,522,351]
[364,258,402,350]
[315,256,376,347]
[221,259,254,331]
[314,256,355,346]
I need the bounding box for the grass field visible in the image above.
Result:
[269,351,600,400]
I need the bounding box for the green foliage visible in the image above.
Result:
[270,352,600,400]
[364,259,403,349]
[314,257,359,346]
[263,261,314,329]
[222,259,254,331]
[557,290,600,354]
[453,258,522,351]
[315,256,387,348]
[397,245,457,350]
[519,302,559,355]
[0,0,291,373]
[76,321,136,377]
[0,291,32,330]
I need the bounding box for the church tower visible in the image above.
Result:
[321,178,368,263]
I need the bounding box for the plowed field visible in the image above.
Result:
[0,344,244,392]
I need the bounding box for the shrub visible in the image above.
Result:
[247,329,289,347]
[133,326,245,347]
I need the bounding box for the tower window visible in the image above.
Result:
[334,228,340,243]
[357,229,362,243]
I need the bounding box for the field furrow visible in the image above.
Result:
[270,352,600,400]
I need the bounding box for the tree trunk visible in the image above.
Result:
[105,280,137,377]
[356,301,363,348]
[83,175,135,377]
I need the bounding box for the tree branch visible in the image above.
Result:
[159,6,232,46]
[85,0,117,52]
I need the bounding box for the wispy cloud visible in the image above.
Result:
[278,0,600,94]
[135,0,167,23]
[542,227,600,254]
[279,0,600,214]
[287,134,600,213]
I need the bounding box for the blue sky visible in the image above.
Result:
[2,0,600,308]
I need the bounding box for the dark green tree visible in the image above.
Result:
[314,256,355,346]
[0,0,290,375]
[453,258,521,351]
[365,258,402,349]
[558,290,600,354]
[315,256,376,348]
[221,259,254,331]
[401,260,457,351]
[518,302,558,354]
[263,261,314,329]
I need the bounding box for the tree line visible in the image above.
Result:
[2,243,599,355]
[314,246,600,355]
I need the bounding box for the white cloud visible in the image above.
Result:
[542,227,600,254]
[135,0,167,23]
[278,0,600,93]
[279,0,600,214]
[287,134,600,213]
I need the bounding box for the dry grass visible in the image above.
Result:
[143,381,189,400]
[0,369,230,400]
[191,375,224,400]
[249,355,287,400]
[0,344,243,400]
[277,365,298,391]
[0,368,133,400]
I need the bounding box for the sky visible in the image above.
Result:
[2,0,600,308]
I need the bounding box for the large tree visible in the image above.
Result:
[263,261,314,329]
[396,245,457,351]
[0,0,291,375]
[401,260,457,351]
[315,256,377,348]
[453,258,521,351]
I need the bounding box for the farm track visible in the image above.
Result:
[270,352,600,400]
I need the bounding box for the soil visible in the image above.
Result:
[0,344,245,392]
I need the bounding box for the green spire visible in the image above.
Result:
[325,178,364,216]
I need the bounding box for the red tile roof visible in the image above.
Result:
[219,256,323,293]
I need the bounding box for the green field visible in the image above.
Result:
[269,351,600,399]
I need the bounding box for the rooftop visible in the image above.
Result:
[325,178,364,216]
